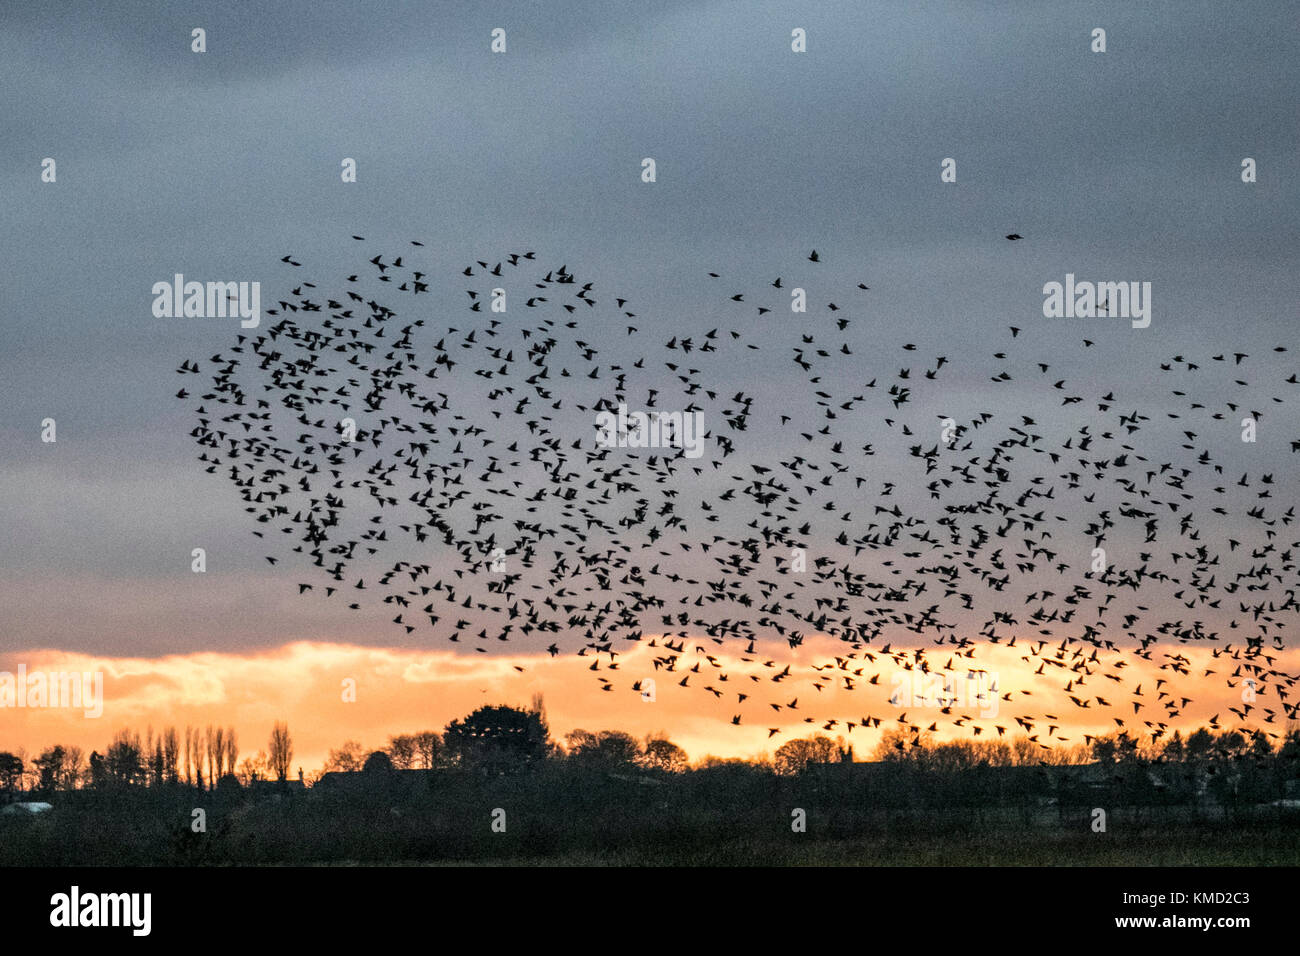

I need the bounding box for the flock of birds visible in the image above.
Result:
[176,237,1300,755]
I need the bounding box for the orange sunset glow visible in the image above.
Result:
[4,637,1294,775]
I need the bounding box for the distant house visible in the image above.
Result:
[0,802,53,816]
[605,771,666,787]
[247,768,307,798]
[1272,778,1300,809]
[803,760,895,782]
[314,752,435,795]
[315,770,435,794]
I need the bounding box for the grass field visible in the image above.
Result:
[6,764,1299,866]
[6,803,1298,866]
[295,825,1299,866]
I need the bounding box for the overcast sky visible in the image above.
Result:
[3,1,1295,672]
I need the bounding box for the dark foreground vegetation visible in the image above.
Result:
[3,767,1299,866]
[4,701,1299,865]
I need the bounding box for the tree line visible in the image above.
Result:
[4,695,1298,797]
[0,720,294,794]
[316,697,689,782]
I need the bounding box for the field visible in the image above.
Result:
[4,767,1298,866]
